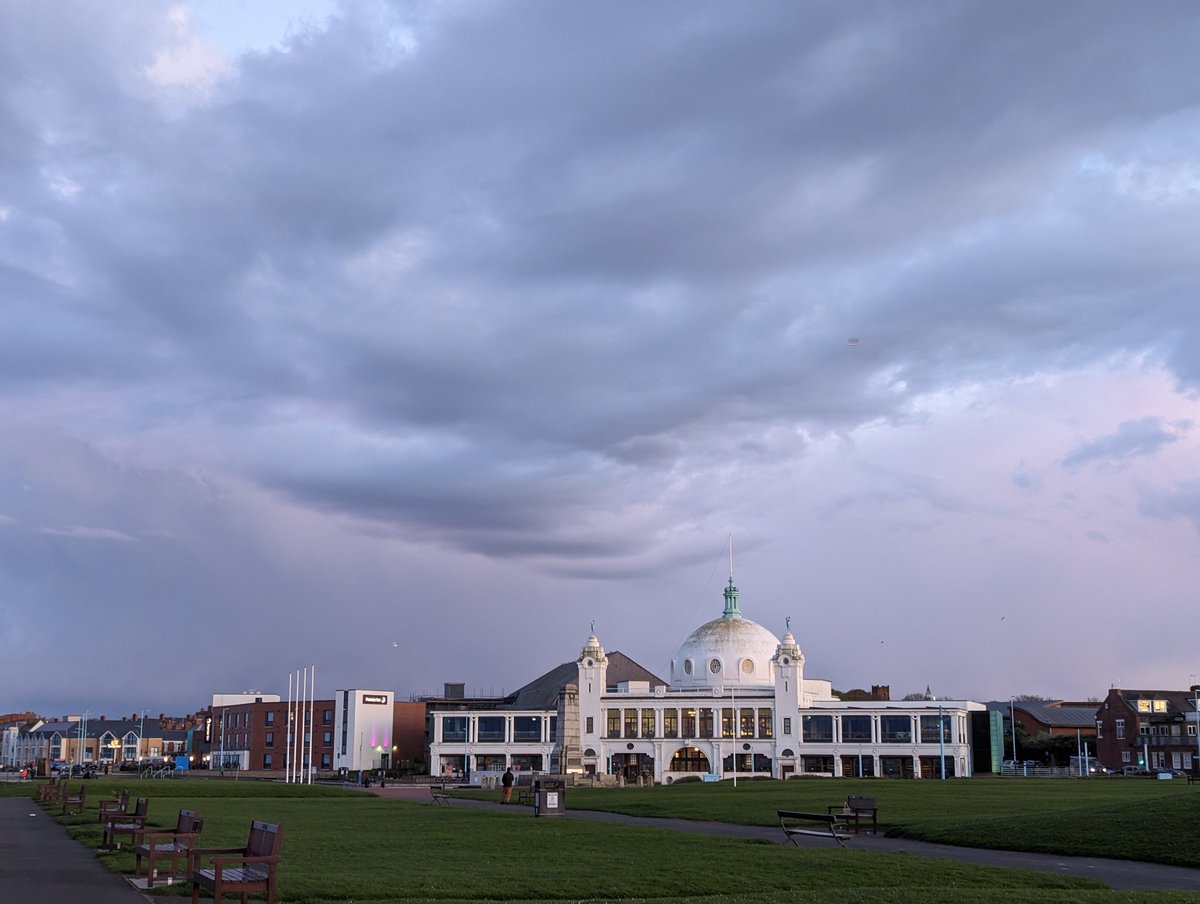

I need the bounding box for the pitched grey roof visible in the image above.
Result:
[503,651,667,711]
[1015,703,1097,728]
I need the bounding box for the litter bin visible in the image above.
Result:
[533,778,565,817]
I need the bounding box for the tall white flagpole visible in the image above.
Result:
[308,664,316,784]
[296,667,304,777]
[285,671,293,783]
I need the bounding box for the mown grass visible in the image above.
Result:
[5,777,1198,903]
[456,776,1200,867]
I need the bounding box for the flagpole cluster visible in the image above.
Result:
[285,664,316,784]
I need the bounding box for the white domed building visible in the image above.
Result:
[428,577,985,783]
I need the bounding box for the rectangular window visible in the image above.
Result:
[322,731,333,746]
[758,709,773,739]
[1095,720,1103,738]
[624,709,638,738]
[1139,723,1150,735]
[663,709,678,739]
[722,708,735,738]
[919,714,950,744]
[441,717,467,743]
[265,732,274,748]
[477,716,505,743]
[1116,719,1125,740]
[265,711,275,726]
[740,708,755,738]
[681,708,696,738]
[802,714,834,743]
[606,709,621,739]
[1121,750,1130,763]
[513,716,542,743]
[323,710,333,724]
[262,753,272,769]
[841,715,871,743]
[585,716,594,735]
[641,709,655,738]
[1153,700,1168,713]
[1188,726,1197,737]
[698,708,714,738]
[550,715,557,739]
[783,717,792,736]
[880,714,912,743]
[321,753,331,768]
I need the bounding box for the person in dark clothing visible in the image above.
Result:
[501,766,515,804]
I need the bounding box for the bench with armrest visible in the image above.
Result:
[104,796,149,849]
[513,773,535,805]
[777,810,852,847]
[37,776,67,803]
[429,786,451,806]
[826,795,878,834]
[98,788,130,824]
[61,784,87,816]
[135,809,203,888]
[189,819,284,904]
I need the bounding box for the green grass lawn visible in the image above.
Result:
[5,776,1198,903]
[457,775,1200,867]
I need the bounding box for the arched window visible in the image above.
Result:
[668,746,710,773]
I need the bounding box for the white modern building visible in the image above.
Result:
[430,578,984,782]
[333,688,395,772]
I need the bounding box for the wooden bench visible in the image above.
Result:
[135,809,203,887]
[512,773,535,805]
[189,819,284,904]
[430,787,451,806]
[827,795,878,834]
[778,810,852,847]
[37,777,66,803]
[61,784,87,816]
[98,788,130,824]
[104,796,149,849]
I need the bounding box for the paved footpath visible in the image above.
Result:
[375,787,1200,893]
[0,797,164,903]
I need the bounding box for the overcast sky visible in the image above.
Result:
[4,1,1200,720]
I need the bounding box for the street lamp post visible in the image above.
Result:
[1193,684,1200,776]
[938,703,946,781]
[138,709,148,762]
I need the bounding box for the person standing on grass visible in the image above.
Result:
[501,765,515,804]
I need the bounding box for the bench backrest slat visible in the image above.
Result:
[246,820,283,858]
[176,808,201,833]
[846,796,875,809]
[132,797,149,817]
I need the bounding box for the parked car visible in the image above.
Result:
[1113,765,1147,776]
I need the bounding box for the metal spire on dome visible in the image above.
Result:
[722,533,741,619]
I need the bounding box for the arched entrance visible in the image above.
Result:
[668,746,710,773]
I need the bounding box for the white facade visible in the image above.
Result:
[430,578,983,782]
[333,689,394,771]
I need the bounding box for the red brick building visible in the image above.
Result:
[206,696,426,774]
[1094,687,1200,773]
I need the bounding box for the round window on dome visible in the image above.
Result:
[683,659,693,676]
[741,659,754,675]
[781,656,790,666]
[709,658,721,674]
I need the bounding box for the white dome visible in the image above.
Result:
[670,579,779,688]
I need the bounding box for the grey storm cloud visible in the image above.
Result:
[1063,417,1191,469]
[5,0,1200,715]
